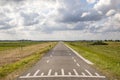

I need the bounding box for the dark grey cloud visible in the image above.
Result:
[55,1,104,23]
[21,12,40,26]
[57,10,103,23]
[0,12,16,30]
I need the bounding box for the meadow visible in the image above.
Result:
[0,41,56,80]
[0,41,45,51]
[66,41,120,80]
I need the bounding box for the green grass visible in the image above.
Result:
[66,41,120,80]
[0,41,45,51]
[0,42,56,79]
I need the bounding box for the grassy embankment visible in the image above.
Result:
[0,41,57,80]
[66,41,120,80]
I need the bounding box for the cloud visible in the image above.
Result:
[106,9,116,16]
[20,12,40,26]
[0,0,119,40]
[94,0,120,14]
[86,0,96,4]
[81,12,90,17]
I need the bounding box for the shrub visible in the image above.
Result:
[91,41,108,45]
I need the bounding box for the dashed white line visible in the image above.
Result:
[65,44,93,65]
[33,70,40,76]
[61,68,65,75]
[76,63,80,67]
[68,72,71,75]
[47,60,49,63]
[55,72,58,76]
[48,69,52,76]
[41,73,44,76]
[74,59,76,62]
[73,69,79,76]
[85,69,92,76]
[69,54,71,55]
[72,57,74,59]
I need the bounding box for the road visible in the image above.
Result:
[17,42,107,80]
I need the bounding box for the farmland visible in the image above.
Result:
[0,41,56,80]
[0,41,45,51]
[66,41,120,80]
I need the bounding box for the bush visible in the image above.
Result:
[91,41,108,45]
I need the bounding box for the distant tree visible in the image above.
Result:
[91,41,108,45]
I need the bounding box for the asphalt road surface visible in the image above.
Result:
[17,42,107,80]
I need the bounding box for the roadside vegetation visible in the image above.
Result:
[0,41,57,80]
[66,41,120,80]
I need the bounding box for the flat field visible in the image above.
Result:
[66,41,120,80]
[0,41,44,51]
[0,41,56,80]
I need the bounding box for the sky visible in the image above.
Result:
[0,0,120,40]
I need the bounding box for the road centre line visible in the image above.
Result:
[76,63,80,67]
[65,44,93,65]
[74,59,76,62]
[47,60,49,63]
[72,57,74,59]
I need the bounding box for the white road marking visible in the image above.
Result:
[82,72,86,76]
[95,73,100,76]
[76,63,80,67]
[69,54,71,55]
[26,73,30,77]
[33,70,40,76]
[65,44,93,65]
[47,60,49,63]
[73,69,79,76]
[50,55,52,57]
[41,73,44,76]
[20,75,106,78]
[68,72,71,75]
[85,69,92,76]
[55,72,58,76]
[61,68,65,75]
[48,69,52,76]
[74,59,76,62]
[72,57,74,59]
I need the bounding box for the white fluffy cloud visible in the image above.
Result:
[106,9,116,16]
[86,0,96,4]
[0,0,120,40]
[81,12,90,17]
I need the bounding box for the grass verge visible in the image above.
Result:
[66,42,120,80]
[0,42,56,80]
